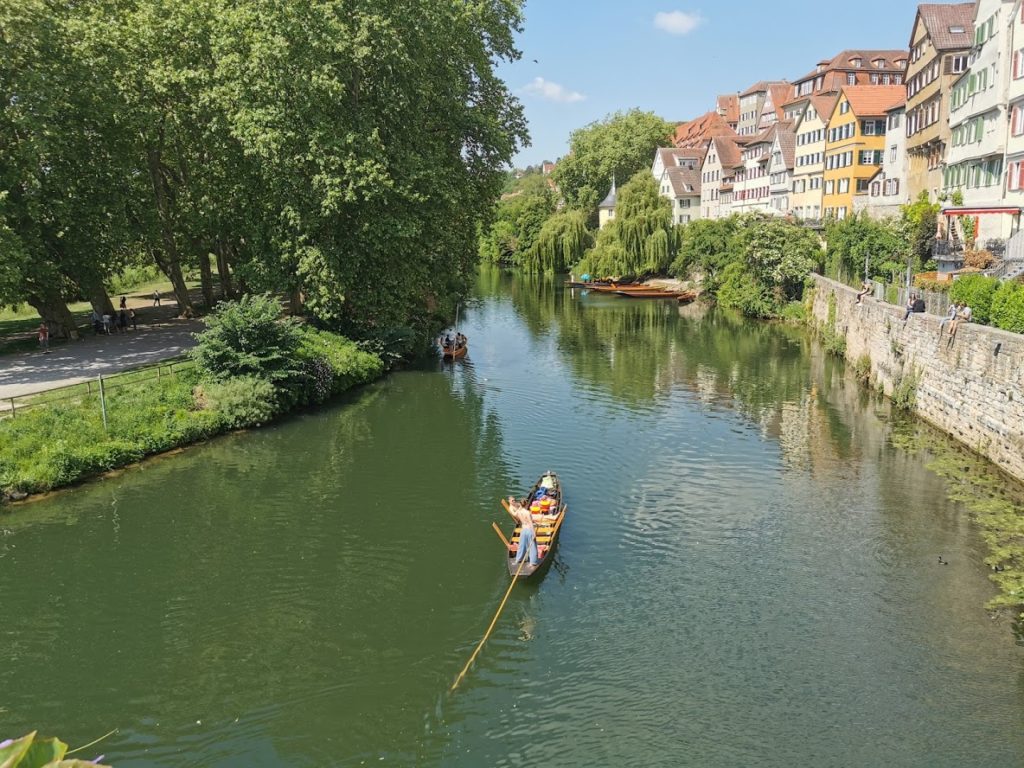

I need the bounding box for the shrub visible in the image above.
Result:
[990,280,1024,333]
[298,326,386,387]
[779,301,806,323]
[202,376,280,428]
[821,327,847,357]
[716,262,776,318]
[892,369,919,411]
[949,274,999,325]
[192,295,304,384]
[913,275,950,293]
[852,354,872,384]
[964,249,995,270]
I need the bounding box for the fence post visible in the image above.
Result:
[157,366,161,382]
[8,398,14,418]
[98,375,108,432]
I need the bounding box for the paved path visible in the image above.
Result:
[0,316,203,401]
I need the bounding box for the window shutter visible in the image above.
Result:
[944,56,953,75]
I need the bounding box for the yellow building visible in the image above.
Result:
[823,86,905,220]
[904,4,973,201]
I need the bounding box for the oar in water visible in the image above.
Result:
[450,558,526,692]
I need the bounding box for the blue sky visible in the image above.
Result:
[498,0,926,167]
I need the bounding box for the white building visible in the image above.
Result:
[1003,0,1024,221]
[856,102,910,218]
[658,164,702,225]
[597,177,616,229]
[943,0,1016,242]
[700,135,742,219]
[731,126,775,214]
[768,124,796,215]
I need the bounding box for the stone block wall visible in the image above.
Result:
[810,274,1024,482]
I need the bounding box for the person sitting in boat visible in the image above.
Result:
[443,333,452,348]
[509,497,539,567]
[455,333,466,349]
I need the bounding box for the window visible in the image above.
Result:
[871,74,880,84]
[838,178,850,194]
[950,25,964,34]
[847,73,856,85]
[850,58,863,68]
[872,58,885,69]
[1013,105,1024,136]
[824,180,835,195]
[891,145,897,163]
[952,55,968,74]
[856,179,871,193]
[1015,51,1024,79]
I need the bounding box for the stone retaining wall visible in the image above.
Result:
[809,274,1024,482]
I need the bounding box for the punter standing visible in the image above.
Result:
[509,497,538,567]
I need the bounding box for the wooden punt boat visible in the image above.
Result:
[502,471,566,578]
[676,290,698,304]
[615,289,684,299]
[588,283,663,293]
[441,341,467,360]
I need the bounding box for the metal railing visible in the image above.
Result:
[2,358,194,423]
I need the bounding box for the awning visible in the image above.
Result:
[941,206,1021,216]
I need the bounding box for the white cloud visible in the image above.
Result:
[521,77,585,104]
[654,10,703,35]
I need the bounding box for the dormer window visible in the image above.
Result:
[895,59,907,69]
[872,58,885,69]
[949,25,965,34]
[850,57,863,68]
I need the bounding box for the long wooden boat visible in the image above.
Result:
[440,341,467,360]
[588,284,664,293]
[503,471,566,578]
[676,290,698,304]
[615,289,684,299]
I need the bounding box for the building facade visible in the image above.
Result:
[768,125,797,215]
[1005,0,1024,215]
[823,85,905,220]
[905,4,974,201]
[855,103,911,218]
[944,0,1016,242]
[733,127,776,213]
[700,135,742,219]
[790,94,837,221]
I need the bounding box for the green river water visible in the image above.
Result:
[2,269,1024,766]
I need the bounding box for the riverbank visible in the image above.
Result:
[0,325,384,507]
[809,274,1024,483]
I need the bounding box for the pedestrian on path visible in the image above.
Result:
[102,313,112,334]
[37,322,50,353]
[129,307,137,330]
[91,309,103,335]
[118,308,128,331]
[119,295,127,310]
[152,289,161,307]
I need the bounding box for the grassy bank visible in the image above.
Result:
[0,321,383,502]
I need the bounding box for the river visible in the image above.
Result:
[2,269,1023,766]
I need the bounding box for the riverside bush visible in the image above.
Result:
[990,280,1024,333]
[949,274,999,324]
[201,376,279,428]
[297,326,385,390]
[192,295,304,384]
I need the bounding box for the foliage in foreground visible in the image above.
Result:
[0,732,110,767]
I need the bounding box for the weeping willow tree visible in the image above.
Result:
[574,171,676,277]
[523,209,593,272]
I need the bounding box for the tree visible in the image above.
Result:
[523,210,592,273]
[825,213,903,284]
[479,180,556,265]
[574,171,675,277]
[552,110,675,219]
[900,191,940,270]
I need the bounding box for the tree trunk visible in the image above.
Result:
[199,251,214,309]
[147,143,194,317]
[27,292,79,340]
[78,273,115,316]
[289,286,304,316]
[216,242,235,299]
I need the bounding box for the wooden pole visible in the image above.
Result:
[491,521,510,548]
[9,398,15,418]
[450,558,526,693]
[98,375,108,432]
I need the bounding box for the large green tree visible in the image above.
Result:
[552,110,675,218]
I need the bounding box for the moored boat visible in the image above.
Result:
[503,471,566,578]
[676,290,698,304]
[615,288,684,299]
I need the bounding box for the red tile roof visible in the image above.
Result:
[665,165,701,197]
[710,135,742,171]
[673,111,737,148]
[916,4,974,51]
[793,49,909,84]
[717,94,739,123]
[740,79,788,97]
[839,85,906,117]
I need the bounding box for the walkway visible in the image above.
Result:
[0,314,203,401]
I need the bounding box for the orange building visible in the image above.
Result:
[822,85,905,220]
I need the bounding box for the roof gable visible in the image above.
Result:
[914,3,974,51]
